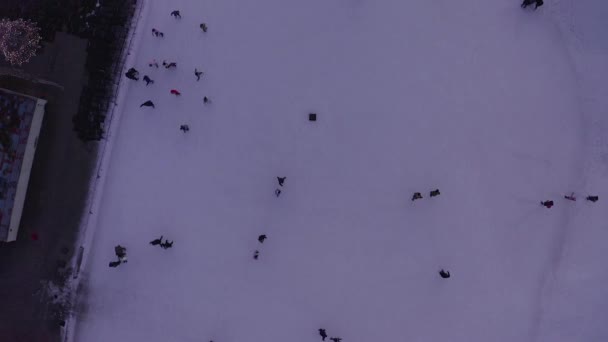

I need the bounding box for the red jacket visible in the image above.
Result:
[170,89,181,95]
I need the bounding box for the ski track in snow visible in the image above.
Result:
[68,1,608,341]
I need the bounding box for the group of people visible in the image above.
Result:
[127,9,211,133]
[541,194,599,208]
[318,328,342,342]
[411,189,441,201]
[252,177,288,260]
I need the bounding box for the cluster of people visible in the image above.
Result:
[126,9,211,132]
[411,189,440,201]
[253,177,286,260]
[253,234,267,260]
[541,193,599,208]
[150,235,174,249]
[318,328,342,342]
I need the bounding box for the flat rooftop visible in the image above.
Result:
[0,88,45,241]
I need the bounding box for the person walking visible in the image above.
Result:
[541,200,554,208]
[143,75,154,86]
[412,192,422,201]
[318,329,328,341]
[586,195,599,202]
[171,10,181,18]
[195,69,203,81]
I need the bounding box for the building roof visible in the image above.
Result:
[0,88,45,241]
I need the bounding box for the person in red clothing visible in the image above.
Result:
[170,89,181,96]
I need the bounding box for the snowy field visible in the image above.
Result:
[73,0,608,341]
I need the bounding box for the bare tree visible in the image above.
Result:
[0,18,42,66]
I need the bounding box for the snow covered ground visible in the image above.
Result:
[72,0,608,341]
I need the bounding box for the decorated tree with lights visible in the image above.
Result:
[0,18,42,66]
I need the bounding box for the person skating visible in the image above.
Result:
[277,177,286,187]
[430,189,440,197]
[109,261,122,268]
[125,67,139,80]
[163,60,177,69]
[439,269,450,278]
[275,189,281,197]
[140,100,155,108]
[143,75,154,86]
[586,195,599,203]
[200,23,208,32]
[150,235,163,246]
[412,192,422,201]
[329,338,342,342]
[170,10,181,18]
[253,250,260,260]
[170,89,181,96]
[195,69,203,81]
[258,234,267,243]
[149,60,159,68]
[521,0,543,9]
[152,28,164,37]
[203,96,210,104]
[160,240,174,249]
[541,200,554,208]
[180,124,190,133]
[115,245,127,263]
[564,193,576,201]
[319,329,328,341]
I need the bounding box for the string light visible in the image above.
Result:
[0,18,42,66]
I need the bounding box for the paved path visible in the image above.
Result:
[0,32,92,342]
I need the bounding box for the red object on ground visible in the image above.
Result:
[30,232,39,241]
[170,89,181,96]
